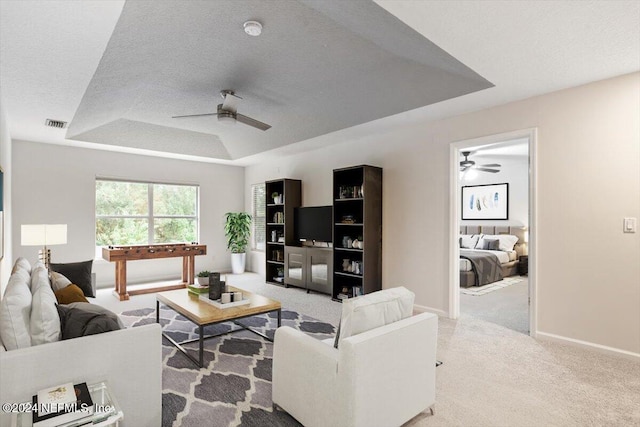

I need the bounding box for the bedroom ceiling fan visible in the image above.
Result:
[460,151,501,173]
[172,90,271,131]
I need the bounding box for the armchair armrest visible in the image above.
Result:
[273,326,340,426]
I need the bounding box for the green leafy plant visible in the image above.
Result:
[197,270,211,278]
[224,212,253,254]
[271,192,279,199]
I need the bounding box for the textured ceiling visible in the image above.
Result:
[65,0,492,160]
[1,1,638,164]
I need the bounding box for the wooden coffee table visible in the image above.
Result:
[156,287,281,367]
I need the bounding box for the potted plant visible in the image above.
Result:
[196,271,211,286]
[271,192,280,204]
[224,212,252,274]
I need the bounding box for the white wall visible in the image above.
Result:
[0,97,13,295]
[460,153,529,227]
[245,72,640,355]
[12,141,244,287]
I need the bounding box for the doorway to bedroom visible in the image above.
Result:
[450,130,536,336]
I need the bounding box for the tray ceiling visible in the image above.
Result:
[65,0,492,160]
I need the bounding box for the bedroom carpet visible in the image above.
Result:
[120,306,336,427]
[459,275,524,296]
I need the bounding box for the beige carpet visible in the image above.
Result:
[406,314,640,426]
[95,274,640,427]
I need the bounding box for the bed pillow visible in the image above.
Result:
[481,239,500,251]
[480,234,519,252]
[460,234,479,249]
[49,260,94,297]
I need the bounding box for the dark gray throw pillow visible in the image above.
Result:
[50,260,94,297]
[56,302,123,339]
[483,239,500,251]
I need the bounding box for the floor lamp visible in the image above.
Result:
[21,224,67,267]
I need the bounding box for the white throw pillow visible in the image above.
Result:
[460,234,479,249]
[50,271,73,292]
[336,286,414,348]
[30,266,61,345]
[0,272,33,350]
[11,257,32,275]
[478,234,519,252]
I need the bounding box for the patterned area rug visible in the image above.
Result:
[119,306,336,427]
[460,276,525,296]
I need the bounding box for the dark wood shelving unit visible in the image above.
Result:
[332,165,382,301]
[265,179,301,285]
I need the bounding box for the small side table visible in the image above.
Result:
[12,381,123,427]
[518,255,529,276]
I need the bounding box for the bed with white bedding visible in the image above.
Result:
[459,225,525,288]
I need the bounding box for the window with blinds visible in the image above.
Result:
[252,183,266,251]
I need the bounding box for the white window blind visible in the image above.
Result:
[252,183,266,251]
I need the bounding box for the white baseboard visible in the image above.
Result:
[413,304,447,317]
[536,331,640,361]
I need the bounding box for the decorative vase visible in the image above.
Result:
[273,197,279,204]
[347,238,353,249]
[197,276,209,286]
[231,253,246,274]
[342,259,350,272]
[342,236,349,248]
[352,239,359,249]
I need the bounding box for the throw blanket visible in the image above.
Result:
[460,250,503,286]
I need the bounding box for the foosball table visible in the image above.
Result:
[102,243,207,300]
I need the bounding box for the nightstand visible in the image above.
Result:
[518,255,529,276]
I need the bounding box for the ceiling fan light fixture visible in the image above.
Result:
[243,20,262,37]
[218,114,236,125]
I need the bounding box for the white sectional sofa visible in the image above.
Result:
[0,259,162,427]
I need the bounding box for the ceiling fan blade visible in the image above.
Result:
[172,112,218,119]
[480,163,501,167]
[236,113,271,131]
[476,168,500,173]
[221,92,241,113]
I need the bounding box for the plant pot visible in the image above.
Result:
[197,276,209,286]
[231,253,246,274]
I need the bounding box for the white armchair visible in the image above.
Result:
[273,287,438,427]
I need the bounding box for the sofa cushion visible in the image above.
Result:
[50,260,94,297]
[334,286,414,348]
[30,266,61,345]
[56,303,123,339]
[55,285,89,305]
[50,271,72,292]
[0,271,33,350]
[11,257,32,275]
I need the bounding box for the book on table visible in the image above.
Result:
[32,382,94,427]
[187,284,209,294]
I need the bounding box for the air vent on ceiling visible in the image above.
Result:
[44,119,67,129]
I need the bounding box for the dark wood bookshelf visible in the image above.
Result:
[265,179,301,285]
[332,165,382,301]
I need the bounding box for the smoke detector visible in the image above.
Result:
[243,20,262,37]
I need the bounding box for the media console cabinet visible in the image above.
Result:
[284,246,333,295]
[102,243,207,300]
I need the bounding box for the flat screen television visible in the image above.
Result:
[295,206,333,243]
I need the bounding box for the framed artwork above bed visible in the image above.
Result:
[462,183,508,220]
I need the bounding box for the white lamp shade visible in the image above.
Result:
[21,224,67,246]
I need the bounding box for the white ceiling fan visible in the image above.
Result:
[172,90,271,131]
[460,151,501,173]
